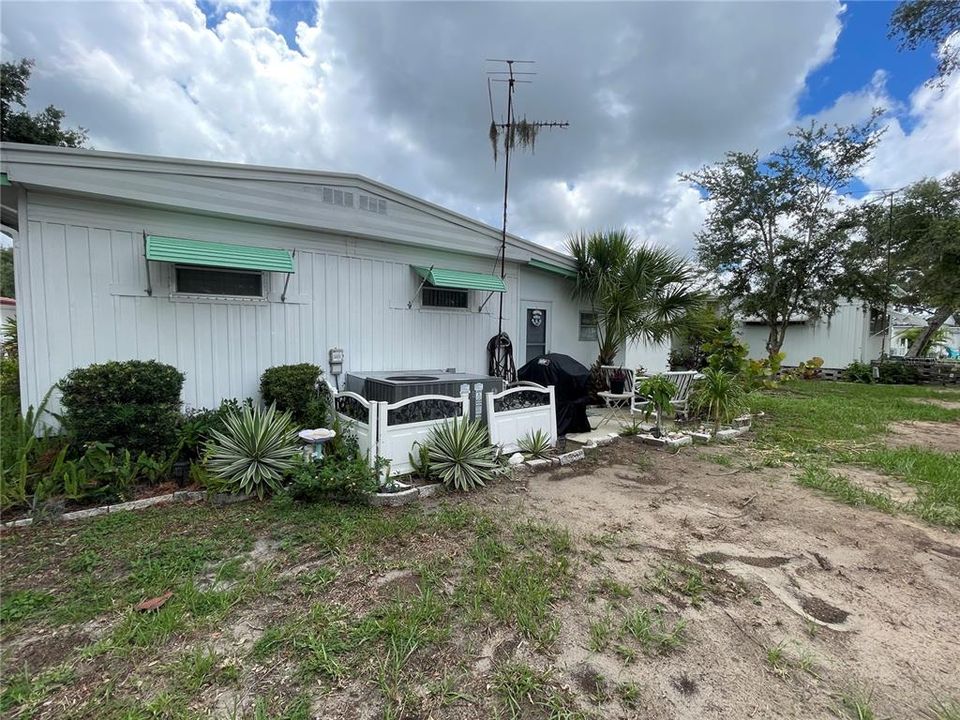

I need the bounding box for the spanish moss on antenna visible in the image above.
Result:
[484,58,569,381]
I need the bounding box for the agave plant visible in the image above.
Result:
[425,418,497,491]
[691,368,745,433]
[204,403,299,499]
[517,429,554,459]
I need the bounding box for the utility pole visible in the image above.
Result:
[485,59,568,380]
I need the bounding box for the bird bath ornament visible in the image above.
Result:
[298,428,336,460]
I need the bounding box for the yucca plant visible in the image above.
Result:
[204,403,299,499]
[517,429,554,459]
[692,368,745,433]
[425,418,497,491]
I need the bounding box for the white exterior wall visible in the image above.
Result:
[515,265,596,369]
[14,190,594,413]
[737,302,882,368]
[624,339,672,374]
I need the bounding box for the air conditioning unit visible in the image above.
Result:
[345,370,504,421]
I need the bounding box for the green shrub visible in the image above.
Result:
[0,355,19,410]
[876,361,921,385]
[841,360,873,384]
[289,453,378,503]
[177,399,250,460]
[260,364,329,428]
[637,375,678,435]
[204,403,299,499]
[742,352,786,390]
[58,360,184,457]
[701,318,749,375]
[425,418,497,491]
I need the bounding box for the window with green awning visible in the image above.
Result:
[413,265,506,292]
[146,235,295,273]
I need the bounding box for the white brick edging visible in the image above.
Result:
[1,490,206,530]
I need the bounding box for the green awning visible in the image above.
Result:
[146,235,294,273]
[0,173,11,187]
[414,265,505,292]
[528,258,576,278]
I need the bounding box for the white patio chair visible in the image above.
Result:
[664,370,699,419]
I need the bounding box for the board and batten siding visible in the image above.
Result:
[737,302,883,369]
[16,191,592,414]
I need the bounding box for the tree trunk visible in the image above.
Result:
[905,306,955,357]
[765,324,784,363]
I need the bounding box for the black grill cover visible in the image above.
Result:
[518,353,592,435]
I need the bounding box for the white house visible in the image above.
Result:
[737,300,885,369]
[888,310,960,358]
[0,143,599,414]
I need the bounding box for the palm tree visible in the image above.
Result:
[568,228,703,368]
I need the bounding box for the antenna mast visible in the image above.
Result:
[486,59,568,380]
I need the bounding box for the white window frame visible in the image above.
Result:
[579,311,599,342]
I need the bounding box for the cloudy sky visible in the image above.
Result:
[1,1,957,255]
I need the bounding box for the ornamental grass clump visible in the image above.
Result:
[205,403,299,499]
[425,418,497,491]
[692,368,745,433]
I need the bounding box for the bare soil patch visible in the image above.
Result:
[911,398,960,410]
[886,419,960,453]
[829,465,920,503]
[486,439,960,719]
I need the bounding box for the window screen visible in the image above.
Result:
[422,283,468,309]
[579,312,598,341]
[175,266,263,297]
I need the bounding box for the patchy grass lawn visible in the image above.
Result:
[2,380,959,719]
[0,498,588,719]
[747,381,960,528]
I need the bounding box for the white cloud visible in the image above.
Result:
[862,71,960,189]
[0,0,877,258]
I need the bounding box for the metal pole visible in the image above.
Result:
[497,62,514,340]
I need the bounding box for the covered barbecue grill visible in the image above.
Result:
[518,353,592,435]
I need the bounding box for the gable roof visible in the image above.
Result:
[0,142,574,270]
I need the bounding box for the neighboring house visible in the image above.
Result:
[737,300,886,369]
[0,143,597,414]
[887,310,960,358]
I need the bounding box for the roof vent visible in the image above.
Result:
[359,194,387,215]
[320,186,354,208]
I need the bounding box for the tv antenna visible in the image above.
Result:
[485,59,568,380]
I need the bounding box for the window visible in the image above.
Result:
[579,312,598,341]
[175,266,263,297]
[422,283,468,309]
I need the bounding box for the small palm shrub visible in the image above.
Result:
[204,403,299,499]
[692,368,745,433]
[518,429,554,458]
[637,375,677,436]
[425,418,497,491]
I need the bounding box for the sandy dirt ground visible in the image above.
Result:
[473,438,960,720]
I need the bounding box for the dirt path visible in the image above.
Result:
[483,439,960,719]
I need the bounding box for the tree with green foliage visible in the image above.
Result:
[681,115,884,363]
[844,173,960,357]
[889,0,960,87]
[0,248,13,298]
[568,228,703,369]
[1,58,87,147]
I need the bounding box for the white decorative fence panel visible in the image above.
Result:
[333,391,379,467]
[376,393,470,475]
[485,384,557,453]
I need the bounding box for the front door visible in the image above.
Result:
[524,305,549,364]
